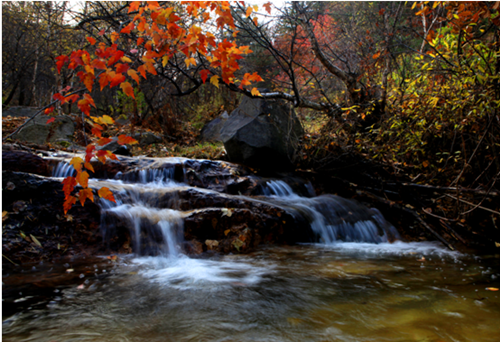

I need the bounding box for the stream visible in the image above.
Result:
[3,161,500,341]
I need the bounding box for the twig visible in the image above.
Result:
[444,194,500,216]
[356,190,455,250]
[2,253,19,266]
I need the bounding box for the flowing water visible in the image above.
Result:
[3,164,500,341]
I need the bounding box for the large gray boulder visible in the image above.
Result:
[220,94,303,170]
[12,115,75,145]
[200,111,229,142]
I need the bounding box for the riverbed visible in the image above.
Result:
[3,242,500,342]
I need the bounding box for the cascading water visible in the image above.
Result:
[262,180,400,244]
[7,160,500,342]
[52,161,76,178]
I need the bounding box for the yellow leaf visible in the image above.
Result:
[224,229,231,236]
[162,55,169,67]
[120,56,132,63]
[101,115,115,125]
[70,157,84,172]
[76,171,90,188]
[210,75,219,88]
[251,88,262,97]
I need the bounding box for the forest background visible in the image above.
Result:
[2,1,500,248]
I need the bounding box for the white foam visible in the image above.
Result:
[131,255,272,289]
[315,241,462,258]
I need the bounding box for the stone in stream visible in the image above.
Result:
[219,91,304,170]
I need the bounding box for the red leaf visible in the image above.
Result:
[115,63,130,74]
[44,107,54,115]
[85,144,96,163]
[63,195,77,214]
[117,134,138,145]
[121,22,135,34]
[263,2,272,14]
[55,55,69,74]
[110,73,126,88]
[86,36,97,45]
[46,118,56,124]
[62,176,77,199]
[53,93,66,103]
[200,69,210,84]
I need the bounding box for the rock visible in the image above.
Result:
[2,150,51,176]
[12,115,75,145]
[199,111,229,142]
[133,132,162,146]
[2,106,40,118]
[220,93,304,170]
[98,138,132,156]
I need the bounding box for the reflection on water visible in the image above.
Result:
[3,243,500,342]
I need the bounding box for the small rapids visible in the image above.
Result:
[5,161,499,341]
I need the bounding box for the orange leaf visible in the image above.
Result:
[111,32,120,43]
[246,7,253,17]
[44,107,54,115]
[486,287,499,291]
[76,171,89,188]
[63,195,77,214]
[120,81,135,99]
[62,176,77,199]
[84,162,95,173]
[86,36,96,45]
[117,134,139,145]
[127,69,140,84]
[128,1,140,13]
[137,65,147,79]
[78,188,94,206]
[98,187,116,203]
[70,157,84,172]
[422,160,430,168]
[251,88,262,97]
[373,52,380,59]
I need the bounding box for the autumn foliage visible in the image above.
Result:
[52,1,266,213]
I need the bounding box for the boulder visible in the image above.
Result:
[199,111,229,142]
[2,106,39,118]
[12,115,75,145]
[134,132,162,146]
[220,93,303,170]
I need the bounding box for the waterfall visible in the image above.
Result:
[52,161,76,178]
[263,180,400,244]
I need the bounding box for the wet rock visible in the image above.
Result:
[2,171,102,265]
[220,93,304,170]
[2,151,51,176]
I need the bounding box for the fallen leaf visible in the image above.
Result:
[66,269,74,273]
[2,211,9,221]
[486,287,499,291]
[221,208,233,217]
[30,234,42,248]
[224,229,231,236]
[77,284,85,289]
